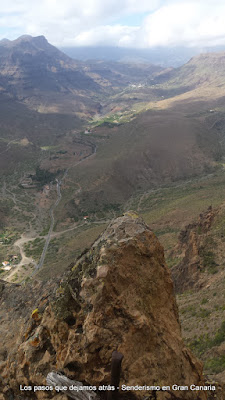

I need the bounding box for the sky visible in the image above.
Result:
[1,0,225,48]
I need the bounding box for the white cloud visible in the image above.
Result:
[139,1,225,48]
[73,25,139,47]
[1,0,225,48]
[0,0,161,45]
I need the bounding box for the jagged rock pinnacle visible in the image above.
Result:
[0,213,207,399]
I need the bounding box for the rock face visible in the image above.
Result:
[171,206,218,293]
[0,213,207,399]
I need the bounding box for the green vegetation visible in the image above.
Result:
[12,273,18,282]
[24,238,45,260]
[181,305,197,317]
[166,256,180,269]
[181,304,212,319]
[0,229,19,245]
[199,308,211,318]
[39,224,51,237]
[204,356,225,373]
[199,248,218,274]
[56,150,67,154]
[201,298,209,305]
[44,238,59,260]
[190,321,225,356]
[91,112,131,128]
[34,166,59,185]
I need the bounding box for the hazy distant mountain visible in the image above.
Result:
[61,45,225,67]
[60,46,194,67]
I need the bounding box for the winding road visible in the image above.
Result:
[2,139,97,281]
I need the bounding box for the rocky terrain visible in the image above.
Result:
[0,213,215,400]
[162,203,225,384]
[171,205,218,293]
[3,35,225,399]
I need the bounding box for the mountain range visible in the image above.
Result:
[1,35,225,202]
[61,44,225,67]
[0,35,162,117]
[2,34,225,392]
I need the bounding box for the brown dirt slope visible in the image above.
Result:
[60,106,217,223]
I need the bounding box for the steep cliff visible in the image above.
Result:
[171,206,218,293]
[169,204,225,388]
[0,213,208,399]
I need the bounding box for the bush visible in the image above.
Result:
[205,356,225,373]
[190,320,225,356]
[199,308,211,318]
[213,321,225,346]
[34,166,60,185]
[199,248,218,274]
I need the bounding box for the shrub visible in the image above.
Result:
[199,248,218,274]
[199,308,211,318]
[205,356,225,373]
[190,320,225,356]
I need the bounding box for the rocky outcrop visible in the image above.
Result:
[171,206,218,293]
[0,213,207,399]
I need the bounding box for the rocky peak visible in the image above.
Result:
[0,213,207,399]
[0,34,70,62]
[0,35,50,50]
[15,35,48,45]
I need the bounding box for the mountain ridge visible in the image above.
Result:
[0,35,164,117]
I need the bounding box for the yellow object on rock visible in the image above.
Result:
[31,308,40,320]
